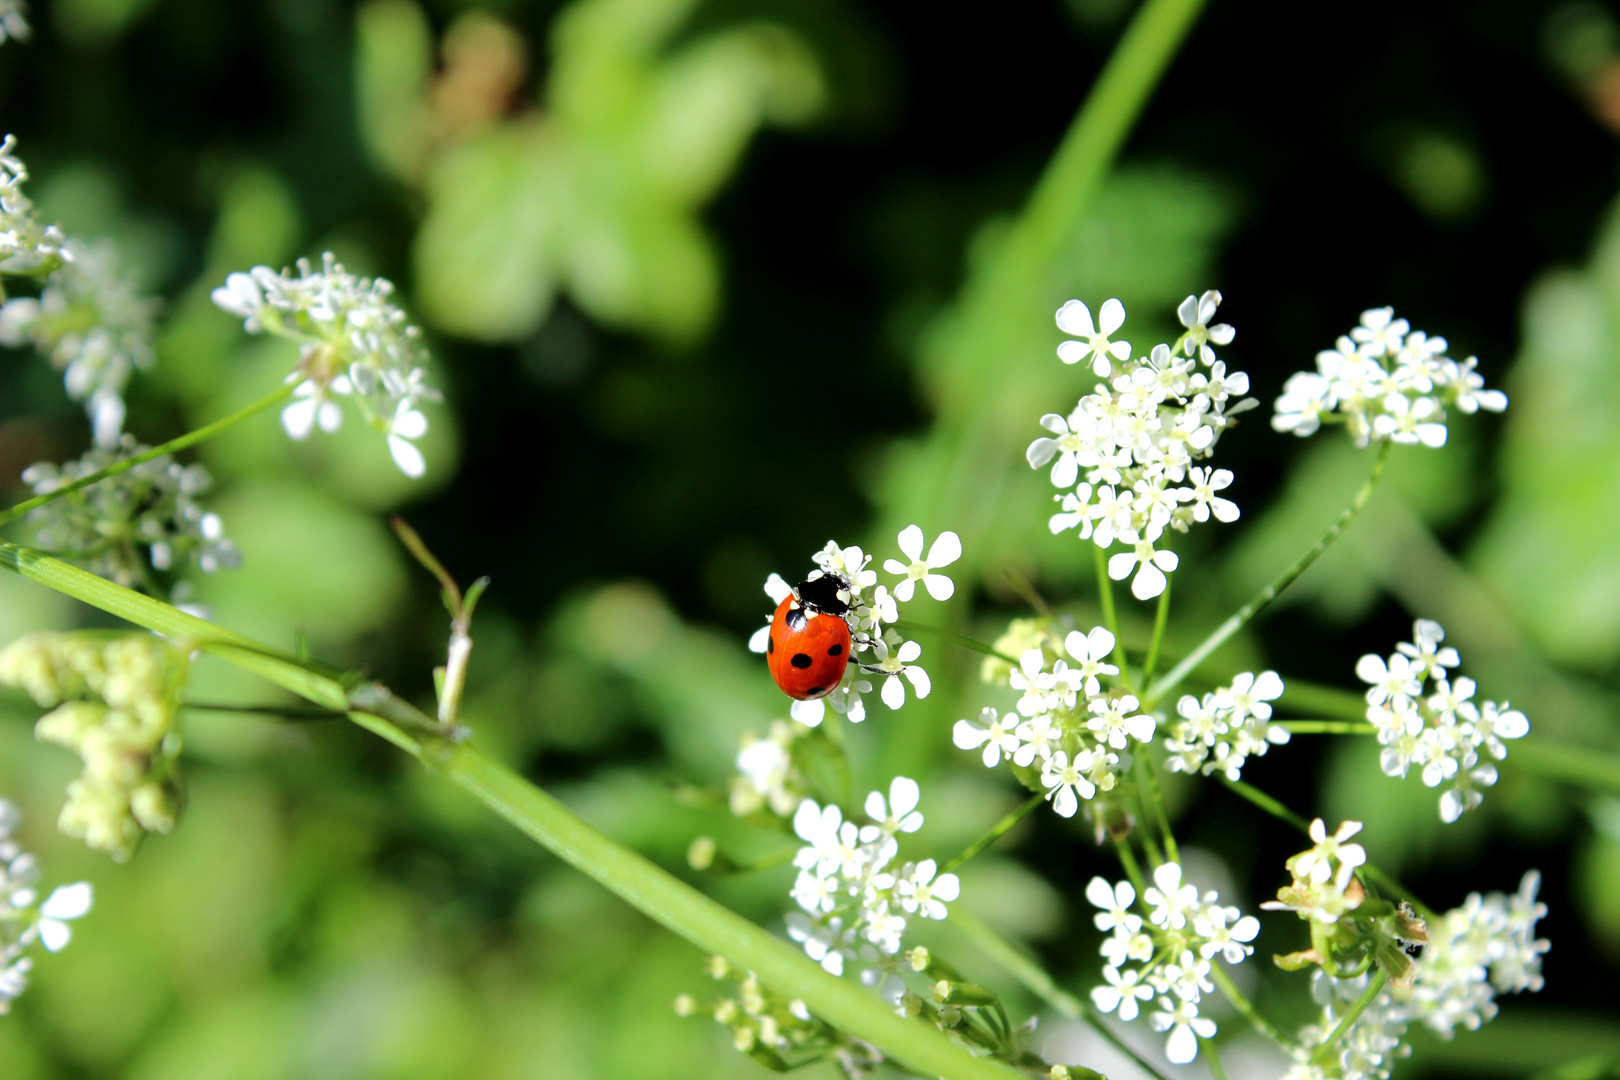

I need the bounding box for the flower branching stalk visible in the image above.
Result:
[390,516,488,728]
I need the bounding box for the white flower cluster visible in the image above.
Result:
[1086,862,1261,1065]
[0,633,189,861]
[1356,619,1528,823]
[1028,292,1251,600]
[1286,970,1410,1080]
[0,239,158,448]
[1262,819,1370,926]
[729,722,807,817]
[21,437,240,590]
[1285,872,1549,1080]
[748,526,959,725]
[1,799,94,1016]
[0,2,26,44]
[1273,307,1506,447]
[211,252,441,477]
[1164,670,1290,781]
[786,778,958,977]
[953,626,1153,819]
[0,136,66,273]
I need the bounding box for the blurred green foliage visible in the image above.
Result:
[1,0,1619,1078]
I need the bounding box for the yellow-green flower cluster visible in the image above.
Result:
[0,632,190,861]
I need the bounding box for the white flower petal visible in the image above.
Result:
[926,531,961,568]
[40,882,92,920]
[388,435,427,478]
[897,524,924,562]
[1098,298,1126,335]
[37,919,71,953]
[1056,299,1096,337]
[923,573,955,601]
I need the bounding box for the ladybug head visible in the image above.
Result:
[795,571,851,617]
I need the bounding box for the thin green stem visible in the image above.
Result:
[1509,739,1620,794]
[943,794,1044,873]
[948,907,1173,1080]
[1278,720,1378,735]
[1211,964,1295,1051]
[1113,835,1149,898]
[0,382,295,529]
[1218,776,1311,832]
[1141,575,1172,688]
[0,545,1022,1080]
[1138,752,1179,864]
[1205,1040,1229,1080]
[1311,969,1388,1065]
[1095,544,1130,690]
[895,619,1018,666]
[181,701,342,721]
[1144,441,1393,709]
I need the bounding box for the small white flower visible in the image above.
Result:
[1150,998,1216,1064]
[34,882,92,953]
[1040,750,1095,817]
[1295,819,1367,892]
[860,777,924,842]
[1144,862,1199,930]
[1108,538,1179,601]
[1062,626,1119,696]
[1176,290,1235,365]
[870,639,930,709]
[1086,693,1156,749]
[883,525,961,602]
[1091,965,1155,1021]
[1056,298,1132,376]
[1085,877,1142,934]
[953,707,1021,768]
[1186,466,1240,523]
[896,859,959,920]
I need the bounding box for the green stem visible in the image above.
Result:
[942,793,1044,873]
[895,619,1018,665]
[1210,963,1295,1051]
[1277,679,1369,722]
[181,701,343,721]
[948,908,1173,1080]
[1278,720,1378,735]
[1311,969,1388,1065]
[0,546,1021,1080]
[1141,575,1171,689]
[1144,441,1393,709]
[1095,545,1129,690]
[1205,1040,1229,1080]
[1113,835,1149,897]
[1509,739,1620,794]
[0,382,295,529]
[1138,752,1178,864]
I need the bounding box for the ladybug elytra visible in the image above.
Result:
[766,573,854,700]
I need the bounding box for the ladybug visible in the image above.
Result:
[766,572,854,700]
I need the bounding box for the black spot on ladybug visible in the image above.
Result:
[768,635,775,655]
[827,644,843,657]
[791,653,813,669]
[805,687,823,696]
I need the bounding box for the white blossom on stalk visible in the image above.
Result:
[1272,306,1505,447]
[0,136,66,271]
[1086,859,1261,1066]
[1357,619,1526,822]
[952,707,1021,767]
[883,525,961,602]
[211,252,441,477]
[1,798,94,1014]
[0,239,157,447]
[1164,670,1291,782]
[782,780,958,976]
[1040,750,1095,817]
[1056,298,1131,376]
[1032,293,1251,602]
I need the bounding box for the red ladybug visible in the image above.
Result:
[766,573,854,700]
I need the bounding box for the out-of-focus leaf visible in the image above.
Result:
[356,0,434,183]
[1578,799,1620,955]
[1472,207,1620,669]
[401,0,822,343]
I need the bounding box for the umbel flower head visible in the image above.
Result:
[748,526,958,725]
[0,632,191,861]
[0,238,157,448]
[0,135,67,273]
[21,437,240,592]
[1029,291,1254,600]
[1355,619,1527,822]
[211,252,441,477]
[1,798,95,1016]
[1272,306,1506,448]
